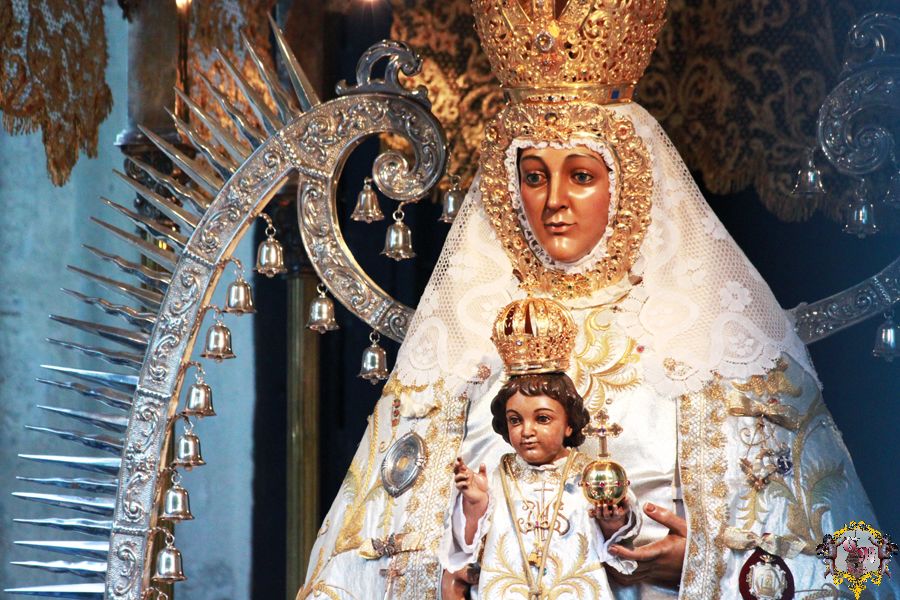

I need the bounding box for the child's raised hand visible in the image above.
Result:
[454,457,488,506]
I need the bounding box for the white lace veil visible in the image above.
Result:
[393,101,815,418]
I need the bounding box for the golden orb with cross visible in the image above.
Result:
[581,409,630,505]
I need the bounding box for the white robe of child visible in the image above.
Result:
[443,451,640,600]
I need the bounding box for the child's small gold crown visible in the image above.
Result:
[491,297,577,376]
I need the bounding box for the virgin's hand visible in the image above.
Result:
[454,457,488,505]
[608,503,686,588]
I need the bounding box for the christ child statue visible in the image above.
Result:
[441,298,640,600]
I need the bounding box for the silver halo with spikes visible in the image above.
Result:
[10,23,447,600]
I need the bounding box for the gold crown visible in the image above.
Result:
[491,297,577,376]
[472,0,667,105]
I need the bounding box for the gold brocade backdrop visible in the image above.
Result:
[0,0,112,186]
[389,0,879,222]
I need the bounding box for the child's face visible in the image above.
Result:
[505,392,573,465]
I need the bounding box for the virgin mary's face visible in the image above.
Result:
[518,146,612,264]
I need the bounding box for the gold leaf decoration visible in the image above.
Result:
[0,0,112,186]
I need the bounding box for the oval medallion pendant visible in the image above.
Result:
[381,432,427,497]
[739,548,795,600]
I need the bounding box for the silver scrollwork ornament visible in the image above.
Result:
[351,177,384,223]
[359,331,389,383]
[885,164,900,206]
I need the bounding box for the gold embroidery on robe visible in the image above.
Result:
[572,308,641,414]
[732,360,849,554]
[480,533,601,599]
[334,410,383,554]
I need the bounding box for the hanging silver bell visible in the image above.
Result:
[307,283,339,333]
[873,314,899,362]
[184,381,216,418]
[382,208,416,261]
[358,332,389,384]
[173,427,206,470]
[225,276,256,315]
[201,316,235,362]
[255,219,287,278]
[791,147,826,198]
[160,481,194,521]
[351,177,384,223]
[843,179,878,239]
[440,175,465,223]
[152,536,186,583]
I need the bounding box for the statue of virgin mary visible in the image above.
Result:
[298,1,897,598]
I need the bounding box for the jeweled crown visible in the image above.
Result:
[472,0,668,105]
[491,297,577,376]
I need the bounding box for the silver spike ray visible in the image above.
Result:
[268,14,321,111]
[34,378,132,411]
[14,518,112,537]
[3,583,105,597]
[10,561,107,579]
[12,492,115,515]
[48,316,149,351]
[167,108,239,179]
[124,157,211,213]
[16,476,118,494]
[199,73,266,148]
[24,426,124,454]
[47,339,143,371]
[138,125,223,195]
[38,366,137,391]
[66,265,164,309]
[215,48,283,133]
[112,169,202,230]
[174,87,251,163]
[99,197,188,248]
[34,407,128,433]
[61,289,156,331]
[241,32,300,122]
[89,218,178,271]
[81,245,171,290]
[14,541,109,561]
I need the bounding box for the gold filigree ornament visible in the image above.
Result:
[479,102,654,299]
[472,0,667,105]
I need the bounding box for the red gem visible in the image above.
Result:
[637,345,645,353]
